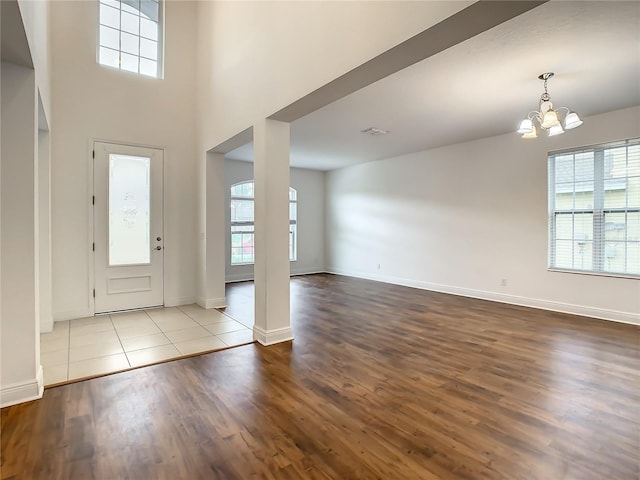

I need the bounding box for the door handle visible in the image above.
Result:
[155,246,162,250]
[157,237,162,241]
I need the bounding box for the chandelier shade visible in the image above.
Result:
[521,126,538,139]
[517,119,534,134]
[564,111,584,129]
[517,72,583,139]
[541,109,560,129]
[548,124,565,137]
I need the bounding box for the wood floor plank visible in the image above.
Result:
[2,273,639,479]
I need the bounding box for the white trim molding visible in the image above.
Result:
[1,365,44,408]
[164,296,197,307]
[226,269,326,284]
[196,296,227,309]
[253,325,294,346]
[326,268,640,326]
[53,308,93,322]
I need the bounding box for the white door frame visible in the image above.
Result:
[88,138,166,315]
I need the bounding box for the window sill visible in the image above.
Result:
[231,260,298,267]
[548,268,640,280]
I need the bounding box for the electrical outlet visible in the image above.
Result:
[500,278,508,287]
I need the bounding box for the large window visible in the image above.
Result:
[230,181,297,265]
[548,139,640,277]
[98,0,163,78]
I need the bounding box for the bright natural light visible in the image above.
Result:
[548,140,640,277]
[230,181,297,265]
[98,0,163,78]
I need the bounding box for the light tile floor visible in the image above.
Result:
[40,305,253,386]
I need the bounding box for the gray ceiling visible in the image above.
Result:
[227,1,640,170]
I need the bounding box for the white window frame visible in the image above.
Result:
[230,181,297,266]
[97,0,165,79]
[548,138,640,278]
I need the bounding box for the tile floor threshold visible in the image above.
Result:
[40,304,254,387]
[43,340,254,389]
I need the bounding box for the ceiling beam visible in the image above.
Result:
[269,0,547,123]
[1,0,33,68]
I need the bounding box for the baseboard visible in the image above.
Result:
[225,269,327,284]
[225,273,254,283]
[253,325,294,346]
[53,308,92,322]
[164,296,196,307]
[291,268,326,277]
[1,365,44,408]
[196,296,227,309]
[326,268,640,326]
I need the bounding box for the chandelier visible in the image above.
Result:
[517,72,583,139]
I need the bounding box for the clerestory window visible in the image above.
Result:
[98,0,164,78]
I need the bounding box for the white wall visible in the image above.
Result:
[224,159,326,282]
[1,63,43,406]
[38,128,52,332]
[1,0,51,407]
[195,1,472,152]
[50,1,199,320]
[327,106,640,324]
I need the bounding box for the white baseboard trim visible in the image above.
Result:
[164,296,196,307]
[196,296,227,309]
[291,268,326,277]
[225,269,327,284]
[40,314,54,334]
[53,308,92,322]
[326,268,640,326]
[1,365,44,408]
[226,273,254,283]
[253,325,294,346]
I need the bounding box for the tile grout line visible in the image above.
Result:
[144,308,182,354]
[48,306,254,386]
[109,313,132,371]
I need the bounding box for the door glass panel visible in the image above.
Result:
[109,154,151,265]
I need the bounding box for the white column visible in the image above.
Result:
[197,151,226,308]
[253,119,293,345]
[38,129,53,333]
[1,63,42,407]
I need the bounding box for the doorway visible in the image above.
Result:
[93,142,164,313]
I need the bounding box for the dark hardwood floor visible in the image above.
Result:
[221,280,255,327]
[2,273,639,479]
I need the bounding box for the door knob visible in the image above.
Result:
[156,236,162,241]
[155,246,162,250]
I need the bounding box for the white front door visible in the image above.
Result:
[94,142,164,313]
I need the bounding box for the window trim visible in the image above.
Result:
[547,138,640,279]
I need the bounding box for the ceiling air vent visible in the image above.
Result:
[360,127,389,136]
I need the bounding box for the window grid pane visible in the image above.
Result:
[98,0,162,78]
[230,181,297,265]
[549,139,640,277]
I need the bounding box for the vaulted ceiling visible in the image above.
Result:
[227,1,640,170]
